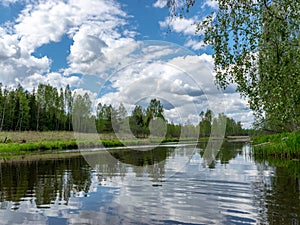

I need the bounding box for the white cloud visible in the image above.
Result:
[21,72,81,91]
[0,0,19,6]
[15,1,71,53]
[14,0,127,53]
[86,42,253,127]
[202,0,218,9]
[159,17,199,36]
[95,48,222,125]
[0,53,50,85]
[184,39,206,51]
[0,29,20,59]
[65,20,138,75]
[0,27,51,85]
[0,0,137,88]
[153,0,168,8]
[159,17,209,51]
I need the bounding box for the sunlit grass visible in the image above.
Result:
[0,130,212,158]
[0,131,192,155]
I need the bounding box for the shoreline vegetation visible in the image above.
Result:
[0,131,249,159]
[252,132,300,158]
[0,131,197,158]
[0,84,247,159]
[2,130,300,159]
[0,131,300,158]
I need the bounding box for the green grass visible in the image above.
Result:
[252,132,300,157]
[0,141,79,153]
[0,132,189,157]
[0,131,209,159]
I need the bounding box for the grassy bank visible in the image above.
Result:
[252,132,300,157]
[0,131,191,157]
[0,131,233,159]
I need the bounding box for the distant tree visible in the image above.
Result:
[130,105,147,138]
[15,84,30,131]
[28,88,37,131]
[36,84,47,131]
[0,85,8,131]
[199,109,213,137]
[113,103,127,133]
[96,103,117,133]
[96,103,105,133]
[72,92,92,133]
[181,123,198,138]
[166,123,181,138]
[6,89,17,130]
[145,99,165,126]
[64,84,73,131]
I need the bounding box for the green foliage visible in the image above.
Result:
[253,132,300,157]
[0,140,79,153]
[129,105,149,137]
[95,103,125,133]
[166,123,181,137]
[165,0,195,17]
[0,82,246,142]
[199,109,213,137]
[0,83,93,132]
[168,0,300,132]
[72,92,94,133]
[198,109,244,137]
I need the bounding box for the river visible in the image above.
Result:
[0,142,299,224]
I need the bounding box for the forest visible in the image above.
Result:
[0,83,245,138]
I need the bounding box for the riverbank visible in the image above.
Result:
[252,132,300,157]
[0,131,251,159]
[0,131,194,158]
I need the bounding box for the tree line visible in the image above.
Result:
[0,83,73,132]
[100,103,245,138]
[0,83,245,137]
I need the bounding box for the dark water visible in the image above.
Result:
[0,142,299,224]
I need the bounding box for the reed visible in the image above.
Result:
[252,132,300,157]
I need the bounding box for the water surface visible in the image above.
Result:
[0,142,299,224]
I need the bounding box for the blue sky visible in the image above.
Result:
[0,0,253,127]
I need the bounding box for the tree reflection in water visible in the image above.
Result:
[0,143,299,225]
[254,157,300,224]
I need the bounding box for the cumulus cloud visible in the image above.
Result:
[159,17,199,36]
[185,39,206,51]
[65,22,138,76]
[14,0,127,53]
[0,0,138,88]
[15,1,69,53]
[21,72,81,91]
[0,53,50,86]
[0,1,253,127]
[83,42,253,127]
[153,0,168,8]
[159,16,209,51]
[202,0,218,9]
[90,43,221,125]
[0,29,20,59]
